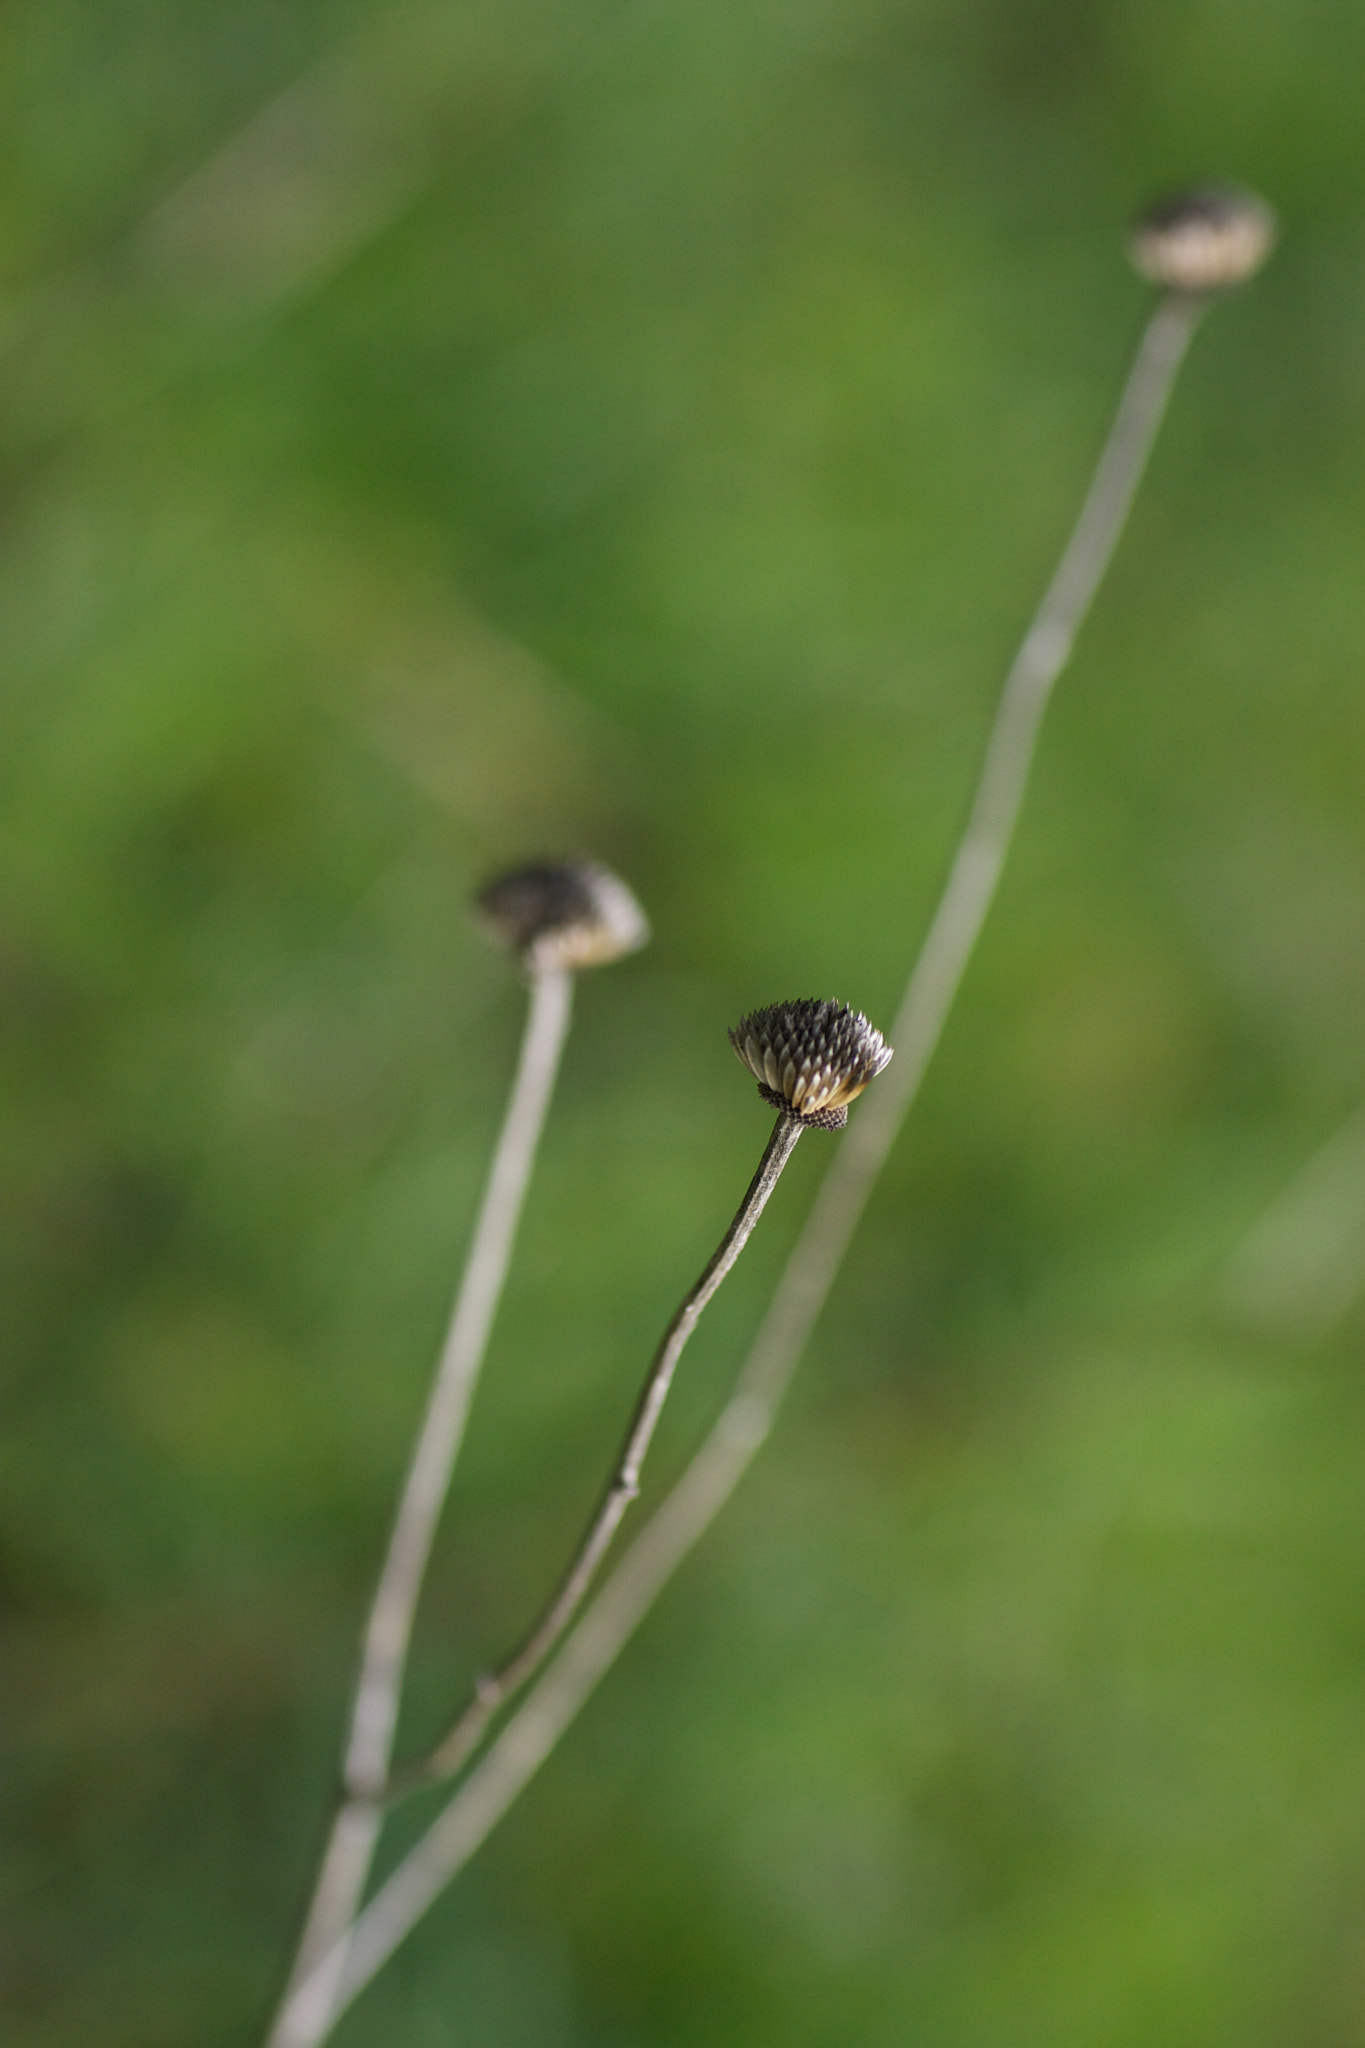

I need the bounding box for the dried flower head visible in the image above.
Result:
[475,858,649,973]
[1128,183,1276,294]
[729,998,893,1130]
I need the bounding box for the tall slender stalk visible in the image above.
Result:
[389,1110,804,1804]
[270,965,573,2026]
[396,999,892,1794]
[276,189,1278,2040]
[274,1001,890,2046]
[268,857,649,2045]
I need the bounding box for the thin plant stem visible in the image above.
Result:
[275,286,1206,2039]
[267,964,573,2037]
[403,1109,805,1792]
[273,1111,804,2047]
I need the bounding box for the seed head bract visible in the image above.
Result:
[1129,184,1276,293]
[730,998,893,1130]
[475,858,649,973]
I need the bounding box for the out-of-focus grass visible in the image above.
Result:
[4,2,1365,2044]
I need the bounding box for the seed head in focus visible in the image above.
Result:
[475,858,649,973]
[1129,183,1276,294]
[730,998,893,1130]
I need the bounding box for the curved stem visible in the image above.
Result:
[729,287,1205,1415]
[271,1112,803,2048]
[266,965,574,2042]
[399,1108,804,1794]
[275,285,1209,2040]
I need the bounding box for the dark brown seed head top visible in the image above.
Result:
[475,858,649,973]
[729,998,893,1130]
[1128,183,1276,294]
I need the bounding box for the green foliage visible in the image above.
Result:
[5,1,1365,2042]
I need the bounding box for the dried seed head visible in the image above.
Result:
[475,858,649,973]
[1128,183,1276,294]
[729,998,893,1130]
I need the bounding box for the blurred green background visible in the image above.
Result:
[6,2,1365,2043]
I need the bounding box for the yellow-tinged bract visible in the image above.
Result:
[475,858,649,973]
[1129,184,1276,294]
[729,998,892,1130]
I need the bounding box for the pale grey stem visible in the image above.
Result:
[327,1437,760,2022]
[266,964,573,2043]
[344,966,574,1796]
[276,288,1205,2040]
[728,288,1205,1419]
[270,1115,804,2047]
[401,1110,805,1793]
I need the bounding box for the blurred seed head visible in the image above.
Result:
[475,858,649,973]
[1129,183,1276,293]
[730,998,893,1130]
